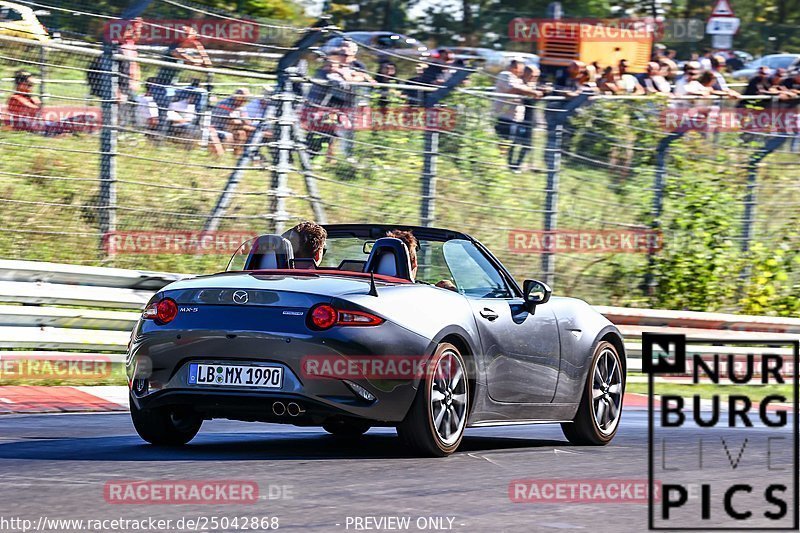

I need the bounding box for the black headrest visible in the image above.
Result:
[244,234,294,270]
[363,237,412,280]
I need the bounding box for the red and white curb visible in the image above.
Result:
[0,385,127,414]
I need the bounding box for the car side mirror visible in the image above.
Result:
[523,279,551,310]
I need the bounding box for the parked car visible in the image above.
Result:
[731,53,800,79]
[127,224,627,457]
[321,31,429,60]
[450,47,540,74]
[0,1,49,41]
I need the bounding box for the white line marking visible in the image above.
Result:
[0,397,14,404]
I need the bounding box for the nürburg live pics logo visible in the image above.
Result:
[644,332,799,530]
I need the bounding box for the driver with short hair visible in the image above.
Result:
[284,221,327,266]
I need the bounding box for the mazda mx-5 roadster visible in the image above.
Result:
[127,224,626,456]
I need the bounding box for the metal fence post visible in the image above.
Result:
[39,46,46,106]
[541,92,590,287]
[420,128,439,227]
[418,68,472,228]
[203,20,330,233]
[644,131,685,294]
[98,43,118,256]
[269,79,295,234]
[741,135,788,254]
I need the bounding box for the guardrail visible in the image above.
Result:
[0,260,185,364]
[0,260,797,371]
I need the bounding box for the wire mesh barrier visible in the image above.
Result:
[0,0,798,314]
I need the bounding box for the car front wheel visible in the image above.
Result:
[562,341,624,445]
[130,394,202,446]
[397,342,469,457]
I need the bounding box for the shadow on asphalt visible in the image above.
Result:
[0,431,569,461]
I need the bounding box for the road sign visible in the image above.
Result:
[710,0,735,17]
[706,16,740,34]
[711,34,733,49]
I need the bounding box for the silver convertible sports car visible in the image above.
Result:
[127,224,626,456]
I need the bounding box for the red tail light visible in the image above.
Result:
[309,304,337,330]
[308,304,384,330]
[143,298,178,325]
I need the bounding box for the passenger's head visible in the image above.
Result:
[286,221,327,265]
[646,61,660,75]
[618,59,630,74]
[386,229,418,281]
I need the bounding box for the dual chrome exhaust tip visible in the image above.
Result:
[272,401,303,417]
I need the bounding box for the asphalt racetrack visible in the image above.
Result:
[0,407,796,532]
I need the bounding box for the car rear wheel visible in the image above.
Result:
[397,342,469,457]
[562,341,624,445]
[322,419,371,438]
[130,394,202,446]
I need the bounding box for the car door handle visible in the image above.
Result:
[480,308,499,321]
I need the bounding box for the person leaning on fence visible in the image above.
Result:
[152,26,212,128]
[303,53,352,160]
[210,88,254,156]
[492,59,543,171]
[507,65,546,173]
[639,62,671,95]
[554,60,585,97]
[616,59,645,95]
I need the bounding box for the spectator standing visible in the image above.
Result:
[336,43,375,159]
[508,65,544,172]
[304,55,351,159]
[492,59,542,171]
[740,66,776,108]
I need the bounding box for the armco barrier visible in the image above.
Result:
[0,260,797,370]
[0,260,186,365]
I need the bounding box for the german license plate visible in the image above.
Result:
[188,363,283,388]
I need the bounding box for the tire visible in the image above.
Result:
[130,394,202,446]
[322,419,371,438]
[562,341,625,445]
[397,342,469,457]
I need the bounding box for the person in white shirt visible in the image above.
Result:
[617,59,645,95]
[492,59,542,142]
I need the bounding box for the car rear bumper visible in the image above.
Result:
[127,323,432,424]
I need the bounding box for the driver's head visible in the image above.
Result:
[386,230,418,281]
[285,221,327,266]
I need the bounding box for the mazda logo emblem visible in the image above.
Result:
[232,290,249,304]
